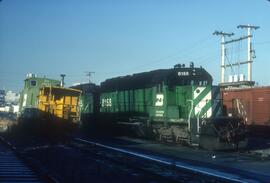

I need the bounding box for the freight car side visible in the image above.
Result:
[221,87,270,126]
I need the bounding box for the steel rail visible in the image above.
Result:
[74,137,258,183]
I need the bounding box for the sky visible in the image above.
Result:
[0,0,270,92]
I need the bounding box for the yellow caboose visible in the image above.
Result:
[38,86,81,122]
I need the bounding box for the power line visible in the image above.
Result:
[120,35,214,73]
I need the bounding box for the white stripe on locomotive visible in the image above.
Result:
[193,87,212,118]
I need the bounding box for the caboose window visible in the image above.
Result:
[30,80,36,86]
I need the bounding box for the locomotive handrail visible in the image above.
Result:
[187,100,193,133]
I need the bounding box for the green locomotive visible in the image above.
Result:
[75,63,246,150]
[71,83,99,124]
[100,64,213,121]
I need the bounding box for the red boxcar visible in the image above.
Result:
[221,87,270,126]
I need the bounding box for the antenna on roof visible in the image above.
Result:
[190,62,194,68]
[60,74,66,87]
[85,71,95,83]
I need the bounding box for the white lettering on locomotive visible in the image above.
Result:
[101,98,112,107]
[177,71,189,76]
[155,94,164,106]
[155,110,164,117]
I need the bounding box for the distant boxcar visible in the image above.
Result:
[221,87,270,126]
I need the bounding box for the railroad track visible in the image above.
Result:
[72,137,260,183]
[0,136,59,183]
[0,134,267,183]
[0,140,43,182]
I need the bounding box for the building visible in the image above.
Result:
[5,90,20,105]
[0,90,5,107]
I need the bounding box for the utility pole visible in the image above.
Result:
[85,71,95,83]
[237,25,260,81]
[60,74,66,87]
[213,31,234,83]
